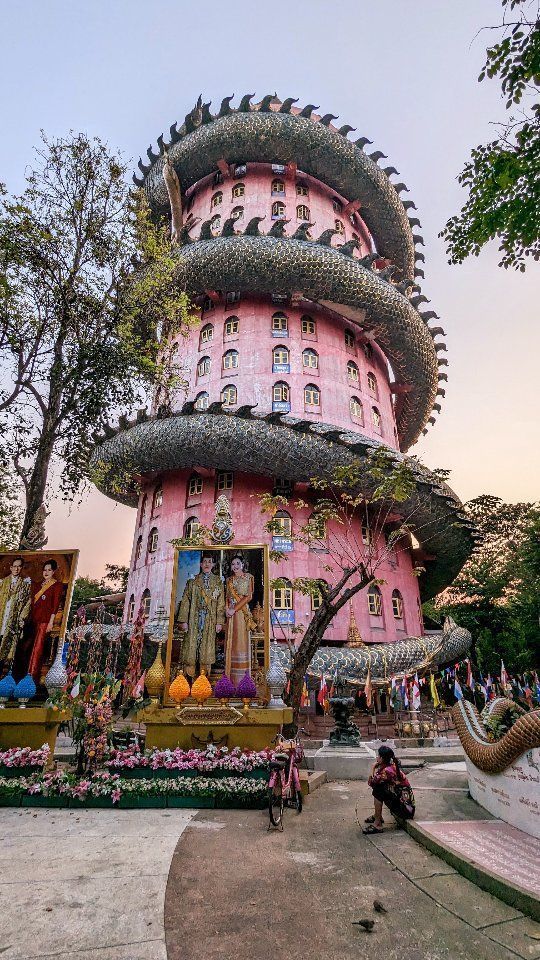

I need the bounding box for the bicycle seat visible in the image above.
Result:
[269,755,288,771]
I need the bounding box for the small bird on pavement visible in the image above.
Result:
[373,900,387,914]
[352,919,375,932]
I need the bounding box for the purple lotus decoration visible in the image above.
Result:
[214,675,236,699]
[236,672,257,699]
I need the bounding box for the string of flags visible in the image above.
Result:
[302,660,540,712]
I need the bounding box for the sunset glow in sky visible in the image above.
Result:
[1,1,538,579]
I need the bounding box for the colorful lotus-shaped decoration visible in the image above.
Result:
[191,669,213,706]
[213,674,236,703]
[169,670,191,704]
[13,674,37,707]
[236,671,257,710]
[0,672,16,706]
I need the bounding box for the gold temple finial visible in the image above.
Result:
[346,602,366,647]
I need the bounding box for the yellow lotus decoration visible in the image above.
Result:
[191,669,213,705]
[169,670,191,704]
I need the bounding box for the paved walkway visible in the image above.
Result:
[0,765,539,960]
[0,807,195,959]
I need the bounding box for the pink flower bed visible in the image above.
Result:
[0,745,50,768]
[107,745,274,774]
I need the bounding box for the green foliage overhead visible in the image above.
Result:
[0,131,195,542]
[441,0,540,270]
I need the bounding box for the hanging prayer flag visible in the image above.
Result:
[454,677,463,701]
[430,673,440,709]
[466,660,475,691]
[70,672,81,699]
[317,674,328,707]
[390,677,398,710]
[412,673,421,710]
[500,660,509,687]
[401,676,409,709]
[300,677,310,709]
[365,665,372,709]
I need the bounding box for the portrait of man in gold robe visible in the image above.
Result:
[0,556,31,667]
[175,553,225,677]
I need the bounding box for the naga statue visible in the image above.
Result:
[452,697,540,774]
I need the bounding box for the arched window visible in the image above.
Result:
[273,510,292,537]
[139,493,147,526]
[221,384,237,406]
[127,594,135,622]
[202,296,215,313]
[368,585,382,616]
[311,581,327,610]
[152,485,163,512]
[302,348,319,370]
[213,171,224,186]
[392,589,404,620]
[301,315,316,335]
[347,360,359,382]
[217,471,233,490]
[350,397,363,421]
[232,183,245,199]
[372,406,382,433]
[361,523,372,546]
[296,182,309,196]
[148,527,159,553]
[363,342,373,360]
[296,204,310,221]
[334,219,345,235]
[210,214,221,235]
[188,474,203,497]
[367,372,378,397]
[308,514,327,544]
[184,516,200,539]
[197,356,211,378]
[199,323,213,347]
[224,316,239,337]
[332,198,342,213]
[271,201,286,219]
[271,179,285,195]
[304,383,320,407]
[141,590,151,618]
[273,381,290,404]
[134,535,142,565]
[226,291,241,304]
[222,349,239,370]
[272,578,293,610]
[272,312,288,333]
[273,344,290,368]
[194,391,209,411]
[231,205,244,221]
[211,191,223,209]
[344,329,355,349]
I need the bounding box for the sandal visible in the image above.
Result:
[362,824,384,834]
[364,815,384,824]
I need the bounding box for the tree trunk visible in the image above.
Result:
[19,329,66,544]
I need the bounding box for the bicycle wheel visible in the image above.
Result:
[293,784,303,814]
[268,786,284,827]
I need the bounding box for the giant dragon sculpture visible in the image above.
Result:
[453,697,540,774]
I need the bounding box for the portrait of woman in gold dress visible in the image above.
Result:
[224,555,255,686]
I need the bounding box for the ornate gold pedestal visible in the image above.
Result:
[139,703,293,751]
[0,706,70,756]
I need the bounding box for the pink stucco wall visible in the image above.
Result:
[123,159,424,644]
[125,470,423,644]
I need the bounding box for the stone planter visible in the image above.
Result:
[0,764,42,778]
[118,794,167,809]
[22,794,68,807]
[166,795,214,808]
[69,796,115,808]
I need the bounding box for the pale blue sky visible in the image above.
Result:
[1,1,538,577]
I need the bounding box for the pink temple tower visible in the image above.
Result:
[91,93,474,656]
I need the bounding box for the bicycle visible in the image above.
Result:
[267,732,303,829]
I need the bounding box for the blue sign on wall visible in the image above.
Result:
[272,401,290,413]
[272,536,293,552]
[271,329,289,338]
[272,363,290,374]
[271,609,295,625]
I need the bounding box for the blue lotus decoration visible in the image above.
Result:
[13,674,37,703]
[0,672,16,701]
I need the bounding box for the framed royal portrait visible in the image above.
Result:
[164,544,269,704]
[0,549,78,689]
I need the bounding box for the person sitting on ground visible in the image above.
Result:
[362,745,415,834]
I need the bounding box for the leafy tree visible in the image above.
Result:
[0,454,22,549]
[438,495,539,673]
[441,0,540,270]
[103,564,129,591]
[0,132,194,544]
[259,448,449,719]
